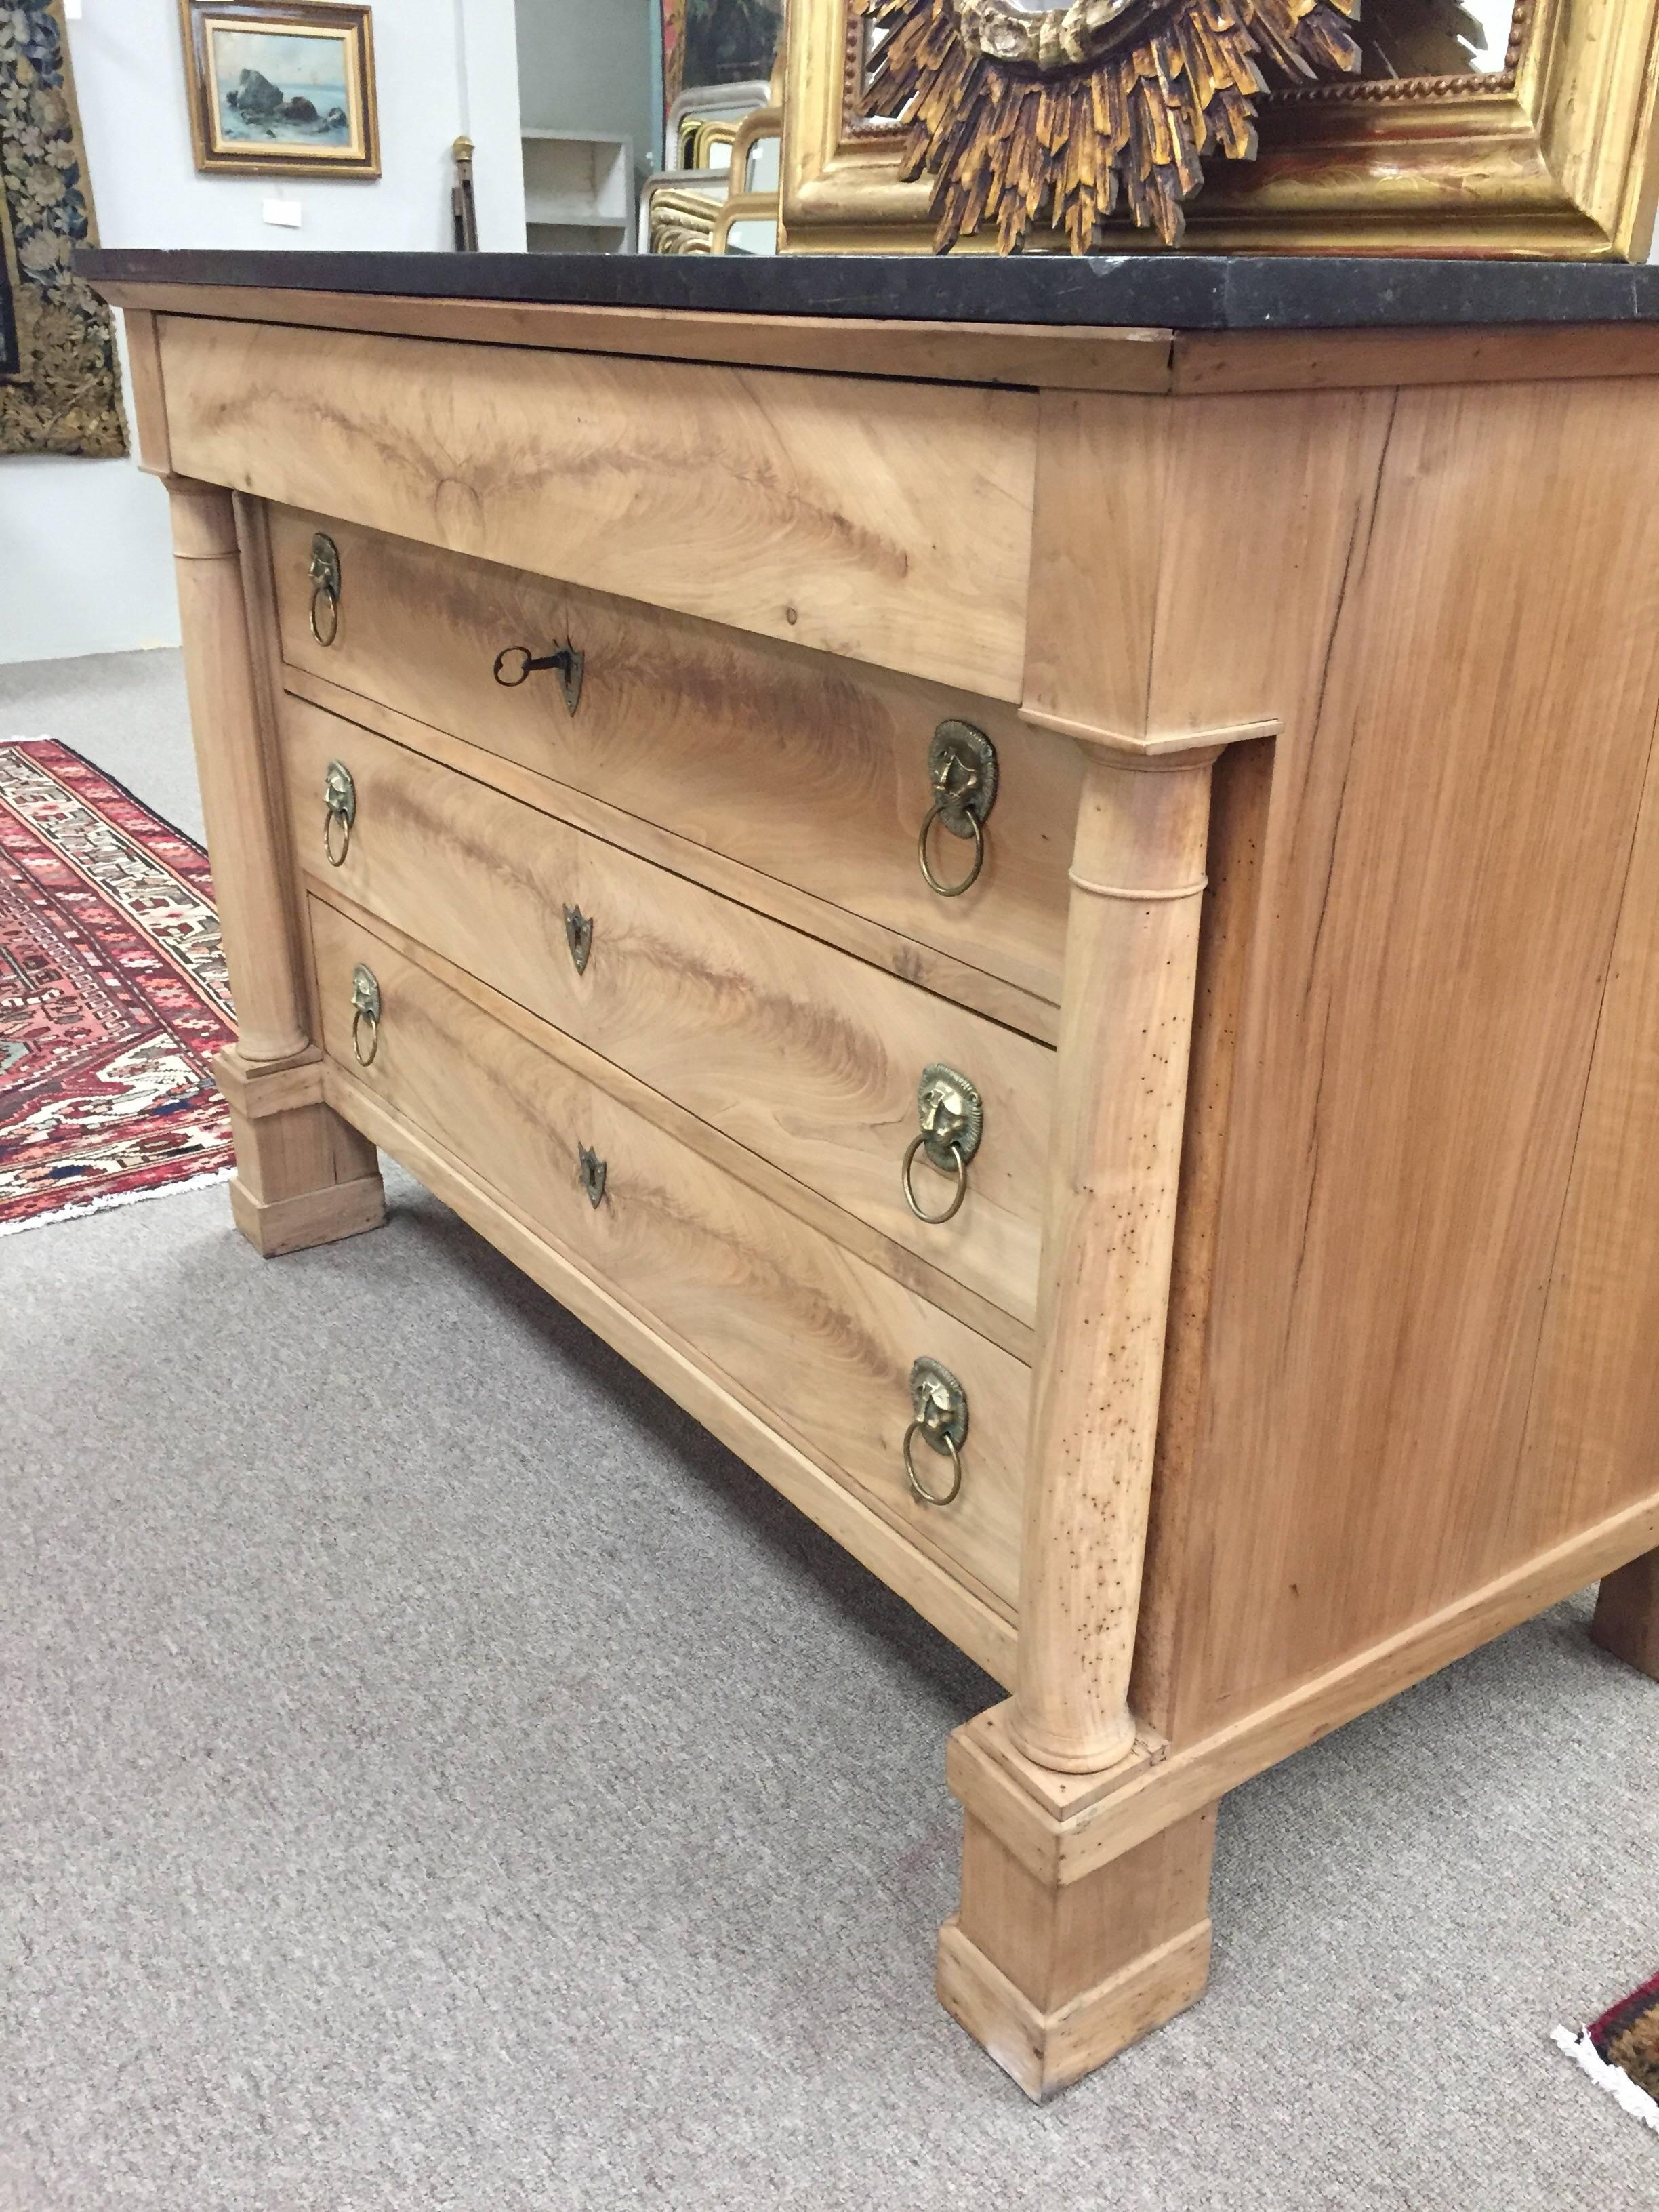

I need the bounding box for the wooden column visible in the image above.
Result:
[1592,1549,1659,1679]
[1010,737,1221,1774]
[937,731,1231,2098]
[167,474,384,1256]
[169,475,310,1065]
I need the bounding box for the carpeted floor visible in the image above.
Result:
[2,649,1657,2210]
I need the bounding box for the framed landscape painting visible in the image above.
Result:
[178,0,379,176]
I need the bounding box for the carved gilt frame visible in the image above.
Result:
[781,0,1659,258]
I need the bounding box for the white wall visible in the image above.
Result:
[515,0,656,179]
[1,0,524,665]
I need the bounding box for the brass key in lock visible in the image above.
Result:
[493,640,584,716]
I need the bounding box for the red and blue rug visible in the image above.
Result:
[0,737,234,1235]
[1555,1969,1659,2136]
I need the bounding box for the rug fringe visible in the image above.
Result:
[0,1164,233,1240]
[1552,2024,1659,2135]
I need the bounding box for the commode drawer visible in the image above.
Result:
[309,898,1030,1610]
[283,697,1053,1328]
[268,506,1081,1012]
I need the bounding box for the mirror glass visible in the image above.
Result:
[724,216,777,255]
[1348,0,1518,79]
[744,132,781,192]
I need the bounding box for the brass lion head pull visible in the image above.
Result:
[323,759,356,867]
[349,963,381,1067]
[903,1355,967,1507]
[308,533,341,647]
[902,1063,983,1225]
[917,721,997,899]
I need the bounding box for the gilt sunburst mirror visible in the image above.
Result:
[780,0,1659,257]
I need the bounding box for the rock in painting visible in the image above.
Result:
[281,93,318,122]
[228,68,283,115]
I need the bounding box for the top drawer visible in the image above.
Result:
[157,313,1037,699]
[268,508,1082,1012]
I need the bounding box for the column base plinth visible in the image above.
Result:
[216,1047,386,1258]
[941,1703,1217,2100]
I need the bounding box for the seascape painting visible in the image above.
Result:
[181,3,378,174]
[207,26,357,152]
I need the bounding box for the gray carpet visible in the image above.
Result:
[3,650,1656,2209]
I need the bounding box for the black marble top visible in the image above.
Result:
[78,247,1659,332]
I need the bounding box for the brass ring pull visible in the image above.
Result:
[917,803,985,899]
[904,1355,968,1509]
[309,586,340,648]
[901,1132,967,1223]
[903,1421,963,1509]
[308,533,342,647]
[349,964,381,1067]
[323,761,356,868]
[916,721,996,899]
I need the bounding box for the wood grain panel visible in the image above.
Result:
[266,506,1079,1012]
[1167,375,1659,1738]
[321,1059,1019,1685]
[282,699,1053,1325]
[93,281,1179,393]
[1515,726,1659,1542]
[283,664,1061,1046]
[158,314,1038,698]
[1023,386,1398,745]
[308,898,1032,1607]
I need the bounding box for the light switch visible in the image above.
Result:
[262,199,302,228]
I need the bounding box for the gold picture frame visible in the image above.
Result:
[781,0,1659,259]
[178,0,380,178]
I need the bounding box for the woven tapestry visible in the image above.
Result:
[0,0,125,457]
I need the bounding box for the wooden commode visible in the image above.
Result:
[85,248,1659,2100]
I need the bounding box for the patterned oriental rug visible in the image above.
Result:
[1554,1969,1659,2136]
[0,737,234,1235]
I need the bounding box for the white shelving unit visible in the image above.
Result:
[521,131,635,254]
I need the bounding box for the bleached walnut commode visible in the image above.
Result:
[86,248,1659,2100]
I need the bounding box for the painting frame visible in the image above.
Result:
[781,0,1659,260]
[178,0,380,178]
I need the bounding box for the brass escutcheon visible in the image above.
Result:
[564,904,594,975]
[493,640,584,716]
[918,720,997,898]
[578,1143,607,1208]
[901,1063,983,1225]
[903,1355,968,1507]
[323,759,356,867]
[349,963,381,1067]
[308,533,342,647]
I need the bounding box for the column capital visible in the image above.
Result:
[1021,703,1275,769]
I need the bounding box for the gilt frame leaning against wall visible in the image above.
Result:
[781,0,1659,258]
[178,0,379,178]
